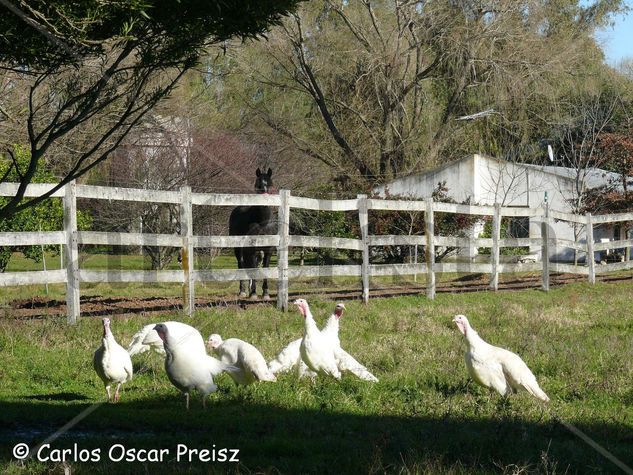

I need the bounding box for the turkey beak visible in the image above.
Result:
[102,318,111,337]
[452,317,466,336]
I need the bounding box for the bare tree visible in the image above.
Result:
[89,120,259,269]
[552,92,618,263]
[221,0,616,189]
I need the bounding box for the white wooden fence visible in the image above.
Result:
[1,182,632,323]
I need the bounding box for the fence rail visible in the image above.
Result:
[1,182,632,323]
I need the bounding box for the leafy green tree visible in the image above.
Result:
[365,182,480,263]
[0,146,91,272]
[0,0,301,221]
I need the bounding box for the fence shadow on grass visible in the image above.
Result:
[0,398,630,474]
[23,392,90,402]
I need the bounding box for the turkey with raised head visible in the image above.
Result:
[295,298,340,380]
[322,303,378,383]
[93,318,133,402]
[453,315,549,402]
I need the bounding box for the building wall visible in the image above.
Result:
[474,155,530,206]
[374,156,476,201]
[472,157,617,261]
[376,155,621,262]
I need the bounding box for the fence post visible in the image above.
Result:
[541,203,550,291]
[586,213,596,284]
[622,226,630,262]
[425,198,436,299]
[180,185,194,316]
[413,244,418,283]
[63,181,80,324]
[490,203,501,290]
[358,194,370,304]
[277,189,290,311]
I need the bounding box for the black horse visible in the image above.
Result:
[228,168,277,300]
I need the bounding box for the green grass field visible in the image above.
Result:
[1,279,632,474]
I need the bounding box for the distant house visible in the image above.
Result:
[374,154,632,262]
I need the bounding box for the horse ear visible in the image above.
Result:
[267,168,272,177]
[256,168,261,177]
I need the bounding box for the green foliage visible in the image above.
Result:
[478,219,530,256]
[0,146,91,272]
[368,182,480,263]
[0,0,302,70]
[291,210,357,263]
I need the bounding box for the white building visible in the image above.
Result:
[374,154,631,262]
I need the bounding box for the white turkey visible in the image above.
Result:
[266,303,347,378]
[268,337,300,375]
[295,298,341,379]
[320,302,345,347]
[267,338,315,378]
[127,323,164,356]
[154,322,238,409]
[93,318,133,402]
[207,334,276,384]
[453,315,549,402]
[127,321,200,357]
[321,303,379,383]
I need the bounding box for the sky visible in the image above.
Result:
[595,1,633,65]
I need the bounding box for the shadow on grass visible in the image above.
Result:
[23,392,90,402]
[0,399,631,474]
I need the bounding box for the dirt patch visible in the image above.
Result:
[2,272,631,319]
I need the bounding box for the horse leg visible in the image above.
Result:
[234,248,247,298]
[252,251,262,298]
[247,250,259,300]
[261,248,272,301]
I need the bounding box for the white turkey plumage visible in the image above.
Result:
[207,334,276,384]
[269,302,377,382]
[453,315,549,402]
[154,322,239,409]
[296,298,341,380]
[127,321,202,357]
[321,303,379,383]
[266,302,347,378]
[333,348,379,382]
[93,318,133,402]
[267,338,315,378]
[127,323,164,356]
[320,303,344,348]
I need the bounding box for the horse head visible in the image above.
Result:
[255,168,273,194]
